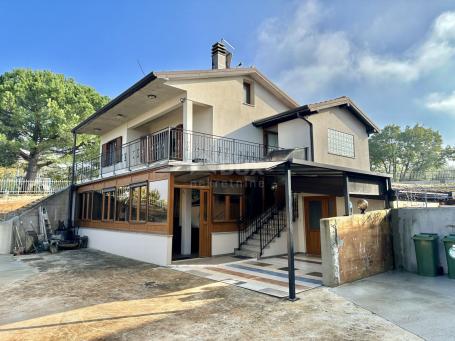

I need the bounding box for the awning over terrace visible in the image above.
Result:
[161,158,391,200]
[160,158,391,301]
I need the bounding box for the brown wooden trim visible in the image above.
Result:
[173,184,210,189]
[78,220,168,234]
[167,175,174,235]
[212,222,238,233]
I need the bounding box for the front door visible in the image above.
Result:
[199,189,211,257]
[304,196,336,255]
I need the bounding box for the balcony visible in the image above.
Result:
[74,127,309,184]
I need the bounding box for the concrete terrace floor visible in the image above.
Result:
[0,250,418,340]
[332,271,455,341]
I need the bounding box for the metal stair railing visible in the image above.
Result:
[238,203,286,256]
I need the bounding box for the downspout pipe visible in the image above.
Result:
[297,113,314,161]
[67,132,77,229]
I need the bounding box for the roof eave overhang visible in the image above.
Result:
[72,71,158,134]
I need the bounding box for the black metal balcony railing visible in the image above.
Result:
[74,127,308,184]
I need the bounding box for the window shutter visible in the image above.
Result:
[115,136,122,163]
[101,143,107,167]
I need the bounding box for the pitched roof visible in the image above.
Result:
[73,68,299,133]
[252,96,380,134]
[155,67,298,107]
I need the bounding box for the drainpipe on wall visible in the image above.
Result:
[67,132,77,229]
[298,114,314,161]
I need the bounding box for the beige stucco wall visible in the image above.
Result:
[277,118,312,153]
[99,95,184,147]
[295,194,385,254]
[307,107,371,170]
[166,76,292,143]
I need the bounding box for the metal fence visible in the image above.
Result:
[74,127,297,184]
[0,178,70,195]
[394,169,455,183]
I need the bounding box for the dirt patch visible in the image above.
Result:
[0,249,419,340]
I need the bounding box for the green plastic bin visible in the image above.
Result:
[412,233,440,276]
[442,234,455,279]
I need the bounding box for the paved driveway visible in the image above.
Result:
[0,250,417,340]
[332,271,455,341]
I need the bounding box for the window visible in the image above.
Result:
[92,190,102,220]
[212,181,243,222]
[148,180,168,223]
[328,129,355,158]
[264,131,278,153]
[116,186,129,222]
[102,189,115,221]
[130,183,147,222]
[102,136,122,167]
[243,81,253,105]
[78,192,92,220]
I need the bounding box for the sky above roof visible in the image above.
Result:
[1,0,455,144]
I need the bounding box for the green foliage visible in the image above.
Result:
[0,69,109,180]
[369,124,452,179]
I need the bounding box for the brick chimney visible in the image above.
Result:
[211,42,229,70]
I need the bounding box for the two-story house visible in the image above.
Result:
[71,42,390,266]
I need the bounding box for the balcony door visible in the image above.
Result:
[304,196,336,255]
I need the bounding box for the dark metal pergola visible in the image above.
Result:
[161,158,391,300]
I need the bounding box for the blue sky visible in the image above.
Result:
[1,0,455,144]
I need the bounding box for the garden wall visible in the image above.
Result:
[320,210,393,286]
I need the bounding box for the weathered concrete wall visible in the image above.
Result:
[321,210,393,286]
[391,207,455,274]
[0,188,70,254]
[0,218,15,254]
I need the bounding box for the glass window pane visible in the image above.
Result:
[267,133,278,147]
[139,186,147,222]
[243,82,251,104]
[328,199,336,217]
[92,190,102,220]
[85,192,91,220]
[148,180,168,223]
[308,200,322,230]
[116,186,129,222]
[229,195,241,221]
[130,186,139,221]
[213,194,226,221]
[102,191,109,220]
[109,192,115,220]
[328,129,354,158]
[202,192,208,221]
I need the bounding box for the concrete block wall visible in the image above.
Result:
[0,188,70,254]
[321,210,393,286]
[391,207,455,274]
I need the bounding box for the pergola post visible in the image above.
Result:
[384,177,391,209]
[284,162,297,301]
[343,173,351,216]
[68,132,77,228]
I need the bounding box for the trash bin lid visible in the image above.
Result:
[442,235,455,242]
[412,233,439,241]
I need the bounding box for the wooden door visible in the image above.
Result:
[304,196,336,255]
[199,189,211,257]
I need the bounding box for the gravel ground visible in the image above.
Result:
[0,249,420,340]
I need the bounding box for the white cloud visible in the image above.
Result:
[425,91,455,115]
[255,1,455,98]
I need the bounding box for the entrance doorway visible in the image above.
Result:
[304,196,336,255]
[172,187,211,260]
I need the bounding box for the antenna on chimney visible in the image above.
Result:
[221,38,234,69]
[221,38,235,51]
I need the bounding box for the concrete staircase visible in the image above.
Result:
[234,205,286,259]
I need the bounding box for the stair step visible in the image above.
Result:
[234,248,258,258]
[241,244,261,253]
